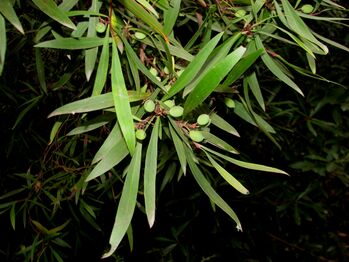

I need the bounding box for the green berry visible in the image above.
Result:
[189,130,204,143]
[235,9,246,18]
[144,100,156,113]
[169,106,184,118]
[197,114,211,126]
[163,100,175,109]
[224,98,235,109]
[95,22,106,33]
[136,129,146,140]
[134,32,146,40]
[301,4,314,14]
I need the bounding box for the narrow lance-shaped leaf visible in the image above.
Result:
[205,151,249,195]
[0,0,24,34]
[92,28,110,96]
[184,46,246,115]
[85,0,101,81]
[32,0,76,30]
[144,117,160,228]
[202,145,288,175]
[163,32,224,100]
[185,146,242,231]
[247,72,265,111]
[163,0,181,35]
[48,91,149,117]
[35,37,106,49]
[169,123,187,175]
[85,138,129,182]
[255,35,304,96]
[102,142,142,258]
[111,40,136,155]
[118,0,168,43]
[35,49,47,94]
[0,14,6,75]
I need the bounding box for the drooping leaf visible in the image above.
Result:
[49,121,63,145]
[169,123,187,175]
[184,46,246,115]
[0,14,6,75]
[102,143,142,258]
[48,91,149,117]
[185,147,242,231]
[32,0,76,30]
[163,32,224,100]
[92,28,110,96]
[247,72,265,111]
[85,137,129,182]
[35,49,47,94]
[203,146,288,175]
[210,113,240,137]
[201,131,239,154]
[0,0,24,34]
[163,0,181,35]
[255,35,304,96]
[85,0,101,81]
[66,114,112,136]
[118,0,168,42]
[111,40,136,155]
[35,37,106,49]
[205,152,249,195]
[144,117,160,228]
[92,123,123,164]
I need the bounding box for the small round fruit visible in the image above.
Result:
[235,9,246,18]
[189,130,204,143]
[95,22,106,33]
[197,114,211,126]
[144,100,156,113]
[136,129,146,140]
[224,98,235,109]
[301,4,314,14]
[163,100,175,109]
[134,32,146,40]
[169,106,184,118]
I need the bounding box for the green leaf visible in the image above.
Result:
[205,152,249,195]
[279,0,328,54]
[163,0,181,35]
[255,35,304,96]
[0,0,24,34]
[102,143,142,258]
[118,0,168,42]
[163,32,224,100]
[184,33,242,96]
[32,0,76,30]
[210,113,240,137]
[185,146,242,231]
[169,123,187,175]
[111,40,136,155]
[184,46,246,115]
[85,0,101,81]
[201,131,239,154]
[48,91,149,117]
[35,37,106,49]
[144,117,160,228]
[85,137,129,182]
[47,220,70,235]
[66,114,112,136]
[0,14,6,76]
[202,146,288,175]
[92,29,110,96]
[92,123,122,164]
[35,49,47,94]
[10,203,15,230]
[247,72,265,111]
[220,48,263,91]
[122,36,166,91]
[312,31,349,53]
[58,0,79,11]
[49,121,62,145]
